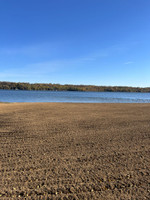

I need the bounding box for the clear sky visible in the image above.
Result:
[0,0,150,87]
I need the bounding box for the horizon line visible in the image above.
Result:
[0,81,150,89]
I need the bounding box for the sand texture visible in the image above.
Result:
[0,103,150,200]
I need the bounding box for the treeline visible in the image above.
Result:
[0,81,150,92]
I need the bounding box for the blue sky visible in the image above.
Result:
[0,0,150,87]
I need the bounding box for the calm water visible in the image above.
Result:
[0,90,150,103]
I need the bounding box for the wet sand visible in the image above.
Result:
[0,103,150,199]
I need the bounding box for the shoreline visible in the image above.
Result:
[0,101,150,104]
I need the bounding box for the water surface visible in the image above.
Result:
[0,90,150,103]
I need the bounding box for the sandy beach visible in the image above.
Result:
[0,103,149,199]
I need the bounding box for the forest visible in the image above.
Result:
[0,81,150,92]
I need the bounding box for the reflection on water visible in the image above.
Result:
[0,90,150,103]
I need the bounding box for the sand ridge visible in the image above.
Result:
[0,103,150,199]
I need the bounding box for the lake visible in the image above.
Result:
[0,90,150,103]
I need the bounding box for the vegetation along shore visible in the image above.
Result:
[0,81,150,92]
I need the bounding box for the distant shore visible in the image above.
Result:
[1,81,150,92]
